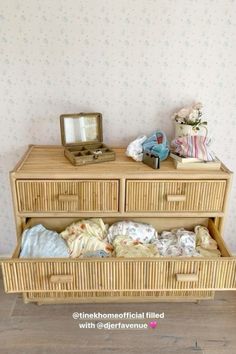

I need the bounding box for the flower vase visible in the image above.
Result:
[175,123,208,138]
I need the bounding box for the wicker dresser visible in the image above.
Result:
[1,145,235,304]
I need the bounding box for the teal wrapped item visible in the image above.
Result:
[142,130,169,161]
[82,250,110,258]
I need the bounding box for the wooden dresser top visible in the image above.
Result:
[12,145,232,179]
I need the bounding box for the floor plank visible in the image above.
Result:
[0,273,236,354]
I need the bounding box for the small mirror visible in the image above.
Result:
[60,114,102,145]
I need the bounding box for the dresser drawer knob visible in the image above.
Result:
[167,195,186,202]
[49,275,74,284]
[58,194,79,202]
[176,274,198,282]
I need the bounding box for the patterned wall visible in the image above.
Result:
[1,0,236,254]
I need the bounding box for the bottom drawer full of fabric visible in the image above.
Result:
[1,217,236,294]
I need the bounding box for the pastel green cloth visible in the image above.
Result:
[112,235,159,258]
[194,225,221,257]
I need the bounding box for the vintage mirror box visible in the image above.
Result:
[60,113,116,166]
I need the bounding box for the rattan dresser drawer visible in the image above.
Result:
[2,219,236,294]
[16,179,119,213]
[126,180,226,213]
[2,257,236,293]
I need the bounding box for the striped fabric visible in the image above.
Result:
[171,135,215,161]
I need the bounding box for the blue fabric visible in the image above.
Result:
[142,130,169,161]
[82,250,110,258]
[20,224,69,258]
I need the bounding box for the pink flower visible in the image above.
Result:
[193,102,203,110]
[177,108,191,118]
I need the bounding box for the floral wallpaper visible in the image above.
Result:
[0,0,236,254]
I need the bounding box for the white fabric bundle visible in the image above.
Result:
[126,135,147,161]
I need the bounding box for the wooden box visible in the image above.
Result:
[60,113,115,166]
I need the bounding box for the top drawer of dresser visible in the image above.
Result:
[126,180,227,213]
[16,180,119,213]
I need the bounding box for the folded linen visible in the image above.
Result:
[20,224,69,258]
[60,218,112,258]
[107,220,158,244]
[112,235,159,258]
[126,135,147,161]
[171,135,215,161]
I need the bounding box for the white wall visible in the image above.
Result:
[1,0,236,254]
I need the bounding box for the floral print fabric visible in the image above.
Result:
[60,218,112,258]
[107,220,158,244]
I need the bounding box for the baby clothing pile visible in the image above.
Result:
[20,224,69,258]
[19,219,221,259]
[107,221,159,257]
[156,228,199,257]
[156,226,221,257]
[60,218,112,258]
[195,225,221,257]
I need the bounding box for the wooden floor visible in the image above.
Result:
[1,273,236,354]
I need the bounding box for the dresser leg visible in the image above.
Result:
[22,293,30,304]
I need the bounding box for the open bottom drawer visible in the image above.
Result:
[1,217,236,293]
